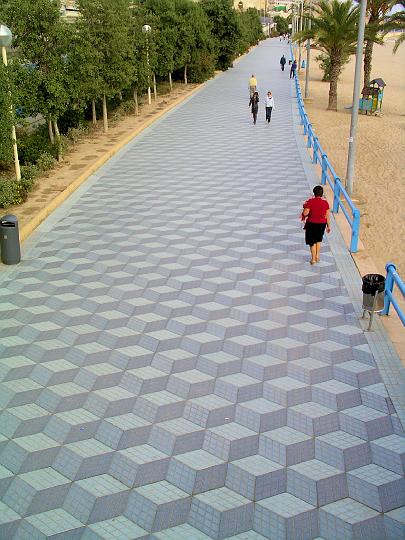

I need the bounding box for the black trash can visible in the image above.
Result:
[362,273,385,312]
[0,214,21,265]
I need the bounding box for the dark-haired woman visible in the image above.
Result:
[249,91,259,125]
[302,185,331,264]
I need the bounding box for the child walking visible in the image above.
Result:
[249,91,259,125]
[264,91,275,124]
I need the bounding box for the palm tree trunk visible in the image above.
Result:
[327,57,341,111]
[169,72,173,92]
[48,119,55,145]
[102,94,108,133]
[363,39,374,87]
[133,88,139,115]
[184,64,188,85]
[91,100,97,126]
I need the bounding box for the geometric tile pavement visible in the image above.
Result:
[0,38,404,539]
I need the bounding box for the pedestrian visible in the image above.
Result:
[249,74,257,98]
[301,185,331,264]
[280,54,286,71]
[249,91,259,125]
[264,91,275,123]
[290,59,297,79]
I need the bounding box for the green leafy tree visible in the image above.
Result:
[237,8,263,52]
[201,0,242,70]
[2,0,70,158]
[274,15,289,35]
[173,0,214,83]
[142,0,178,89]
[77,0,134,132]
[294,0,359,111]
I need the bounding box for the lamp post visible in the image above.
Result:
[345,0,367,196]
[142,24,152,105]
[304,0,312,99]
[0,25,21,181]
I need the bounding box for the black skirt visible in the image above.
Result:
[305,221,326,246]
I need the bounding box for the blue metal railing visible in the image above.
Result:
[382,263,405,326]
[291,46,360,253]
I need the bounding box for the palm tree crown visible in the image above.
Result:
[294,0,359,110]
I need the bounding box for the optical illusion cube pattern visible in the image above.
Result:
[0,39,404,539]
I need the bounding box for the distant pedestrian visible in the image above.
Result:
[301,185,331,264]
[280,55,286,71]
[290,59,297,79]
[249,74,257,98]
[264,91,275,123]
[249,91,259,125]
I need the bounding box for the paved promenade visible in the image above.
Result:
[0,39,404,539]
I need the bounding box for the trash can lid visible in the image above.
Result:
[1,214,18,223]
[362,273,385,294]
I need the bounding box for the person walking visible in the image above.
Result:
[280,55,286,72]
[290,59,297,79]
[249,91,259,125]
[264,91,275,123]
[301,185,331,264]
[248,74,257,98]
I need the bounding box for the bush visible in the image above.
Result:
[67,124,89,144]
[37,152,56,172]
[20,164,39,183]
[18,126,56,165]
[0,178,27,207]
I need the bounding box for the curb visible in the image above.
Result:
[19,84,203,244]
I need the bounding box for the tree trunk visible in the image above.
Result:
[48,119,55,145]
[363,39,374,87]
[91,100,97,126]
[327,57,341,111]
[53,120,62,162]
[153,73,157,100]
[118,91,123,101]
[184,64,188,86]
[102,94,108,133]
[169,71,173,92]
[133,88,139,115]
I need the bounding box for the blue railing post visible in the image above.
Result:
[303,115,308,135]
[333,179,341,213]
[321,154,327,185]
[382,263,396,315]
[307,125,312,148]
[350,208,360,253]
[313,137,319,164]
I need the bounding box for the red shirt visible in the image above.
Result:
[303,197,329,223]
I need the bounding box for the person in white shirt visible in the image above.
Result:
[265,91,275,124]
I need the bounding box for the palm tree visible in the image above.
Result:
[358,0,395,86]
[385,0,405,53]
[294,0,359,111]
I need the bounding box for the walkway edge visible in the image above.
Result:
[19,84,203,245]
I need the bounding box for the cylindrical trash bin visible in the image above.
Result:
[0,214,21,265]
[362,273,385,312]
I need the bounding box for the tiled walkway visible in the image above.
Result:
[0,39,404,539]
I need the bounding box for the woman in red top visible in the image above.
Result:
[302,185,331,264]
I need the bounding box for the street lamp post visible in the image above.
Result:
[345,0,367,196]
[304,0,312,99]
[0,25,21,181]
[142,24,152,105]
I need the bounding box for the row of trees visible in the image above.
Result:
[0,0,263,169]
[293,0,404,110]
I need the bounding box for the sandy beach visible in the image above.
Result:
[303,40,405,274]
